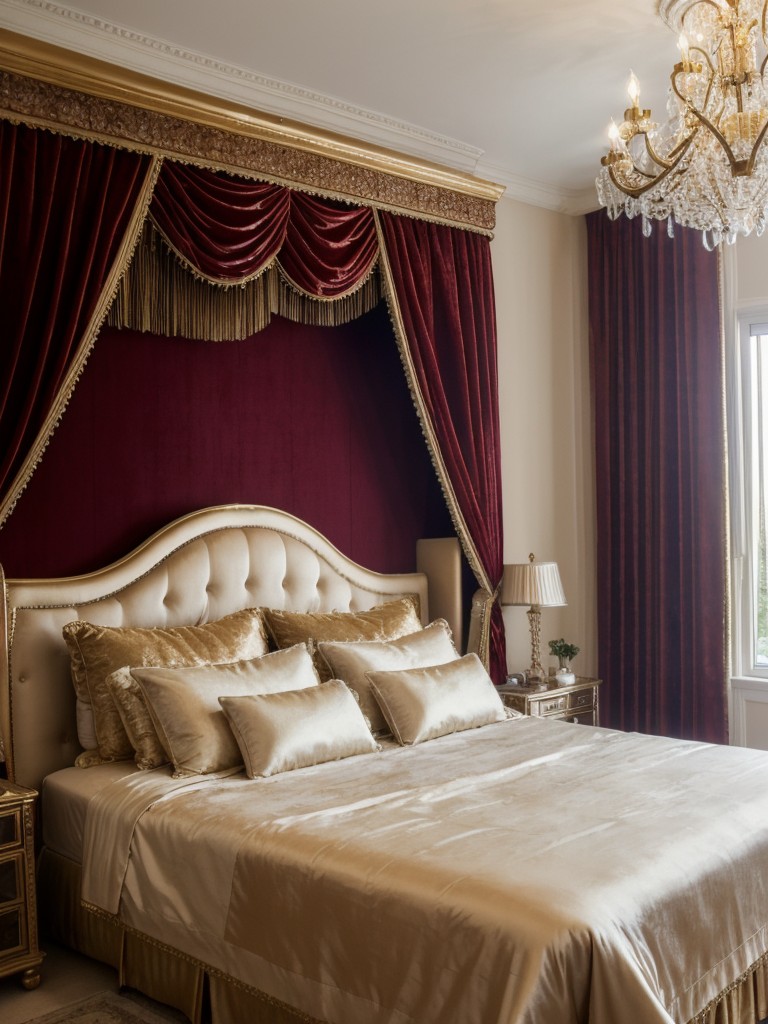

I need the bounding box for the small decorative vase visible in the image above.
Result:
[555,659,576,686]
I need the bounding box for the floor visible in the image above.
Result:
[0,942,122,1024]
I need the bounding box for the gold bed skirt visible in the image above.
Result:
[37,846,768,1024]
[37,847,323,1024]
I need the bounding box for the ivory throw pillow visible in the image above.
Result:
[132,643,320,777]
[219,679,378,779]
[366,653,506,745]
[262,596,422,679]
[63,607,269,765]
[317,619,459,734]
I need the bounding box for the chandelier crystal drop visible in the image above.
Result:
[596,0,768,247]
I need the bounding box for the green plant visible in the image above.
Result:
[548,638,580,664]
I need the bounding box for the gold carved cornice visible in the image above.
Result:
[0,29,501,233]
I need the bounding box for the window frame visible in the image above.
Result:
[733,306,768,680]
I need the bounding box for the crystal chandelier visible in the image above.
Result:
[596,0,768,248]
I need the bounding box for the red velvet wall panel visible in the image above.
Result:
[0,305,452,578]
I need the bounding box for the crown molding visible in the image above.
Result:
[0,0,486,174]
[476,160,598,216]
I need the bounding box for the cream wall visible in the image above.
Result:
[490,197,596,679]
[736,231,768,303]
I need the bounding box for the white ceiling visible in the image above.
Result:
[0,0,679,213]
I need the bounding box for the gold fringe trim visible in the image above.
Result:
[0,154,164,532]
[81,901,327,1024]
[107,219,382,340]
[373,209,496,667]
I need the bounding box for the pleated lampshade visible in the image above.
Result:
[501,557,566,608]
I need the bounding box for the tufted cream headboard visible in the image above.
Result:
[0,505,456,792]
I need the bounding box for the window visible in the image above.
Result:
[733,309,768,678]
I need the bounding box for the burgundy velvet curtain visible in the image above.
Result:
[587,210,726,743]
[0,121,150,505]
[379,213,506,683]
[151,162,378,293]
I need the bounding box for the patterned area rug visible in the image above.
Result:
[24,991,186,1024]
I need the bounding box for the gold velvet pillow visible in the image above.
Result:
[219,679,379,779]
[262,596,422,679]
[133,644,320,777]
[107,667,168,770]
[366,653,506,745]
[317,619,459,735]
[63,607,269,765]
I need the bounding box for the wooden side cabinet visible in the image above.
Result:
[0,782,43,990]
[497,676,603,726]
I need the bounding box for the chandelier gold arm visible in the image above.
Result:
[607,160,674,198]
[606,131,697,199]
[670,64,745,173]
[643,134,676,171]
[741,116,768,174]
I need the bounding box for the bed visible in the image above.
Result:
[2,505,768,1024]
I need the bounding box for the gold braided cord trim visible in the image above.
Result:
[373,209,495,666]
[108,219,382,340]
[81,901,327,1024]
[278,252,380,304]
[0,153,163,531]
[687,948,768,1023]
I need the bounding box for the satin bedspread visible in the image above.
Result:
[81,718,768,1024]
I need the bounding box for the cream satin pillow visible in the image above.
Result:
[317,619,459,734]
[63,607,269,765]
[366,653,506,745]
[262,596,422,679]
[132,644,320,777]
[219,679,378,779]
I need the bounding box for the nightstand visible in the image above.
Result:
[0,782,43,990]
[497,676,603,726]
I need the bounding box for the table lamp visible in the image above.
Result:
[501,555,566,684]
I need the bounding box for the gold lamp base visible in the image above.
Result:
[525,604,546,684]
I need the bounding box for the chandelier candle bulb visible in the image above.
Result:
[627,70,641,106]
[608,120,622,151]
[678,32,690,69]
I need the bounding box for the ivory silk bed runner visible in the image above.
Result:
[81,717,768,1024]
